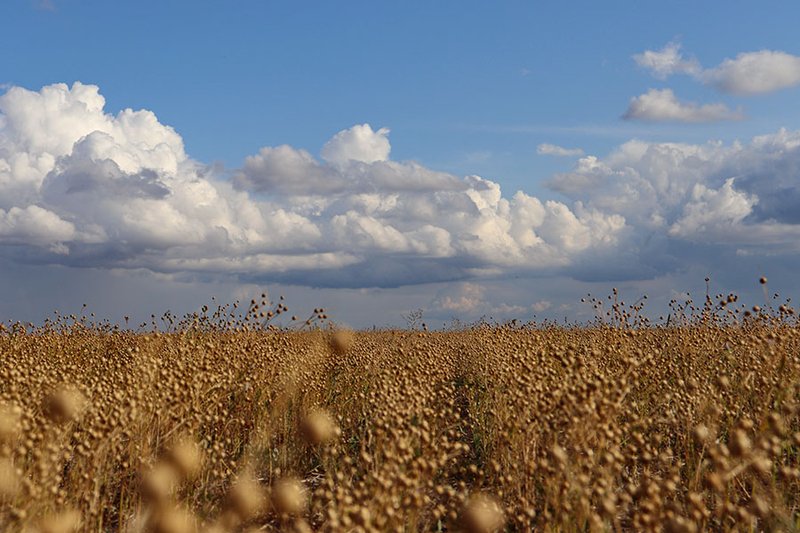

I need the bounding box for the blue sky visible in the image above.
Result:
[8,1,800,188]
[1,1,800,327]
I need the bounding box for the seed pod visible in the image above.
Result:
[301,410,340,445]
[271,477,306,516]
[461,494,505,533]
[729,430,751,458]
[226,476,266,520]
[329,330,354,355]
[44,387,86,423]
[692,424,710,444]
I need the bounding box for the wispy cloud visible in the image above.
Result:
[537,143,584,157]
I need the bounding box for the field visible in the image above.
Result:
[1,299,800,532]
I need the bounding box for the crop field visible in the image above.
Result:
[1,298,800,532]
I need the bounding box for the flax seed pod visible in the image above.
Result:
[461,494,505,533]
[271,477,307,516]
[301,410,340,445]
[226,476,267,521]
[43,387,86,424]
[329,330,354,356]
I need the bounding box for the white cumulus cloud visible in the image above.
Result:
[0,82,631,289]
[668,178,756,238]
[548,129,800,256]
[633,41,701,79]
[0,205,75,245]
[634,43,800,95]
[320,123,391,166]
[3,81,800,302]
[703,50,800,95]
[623,88,743,123]
[0,82,322,270]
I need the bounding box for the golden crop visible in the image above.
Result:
[0,298,799,532]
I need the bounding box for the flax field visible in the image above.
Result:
[1,292,800,532]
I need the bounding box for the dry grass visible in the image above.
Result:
[1,294,800,532]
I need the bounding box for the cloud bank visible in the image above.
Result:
[1,82,800,301]
[0,83,625,288]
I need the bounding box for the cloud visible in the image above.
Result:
[320,124,391,166]
[537,143,584,157]
[0,205,75,246]
[428,282,542,320]
[234,140,464,196]
[234,145,332,195]
[622,89,743,123]
[668,178,756,238]
[0,82,321,268]
[703,50,800,95]
[3,81,800,307]
[0,83,629,289]
[531,300,552,313]
[633,41,701,79]
[635,43,800,95]
[547,129,800,258]
[432,282,486,313]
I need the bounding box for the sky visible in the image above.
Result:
[1,0,800,328]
